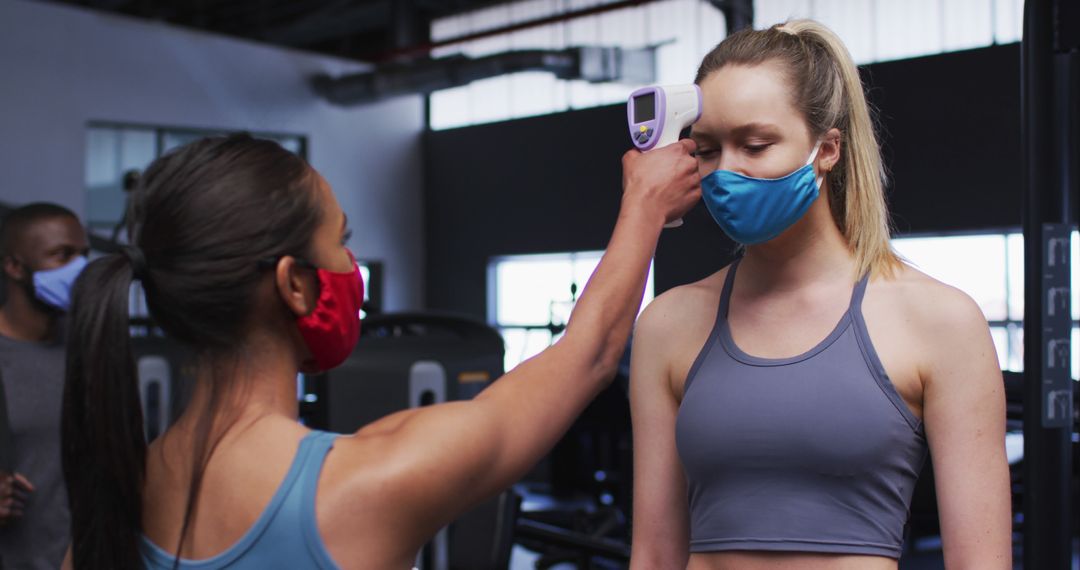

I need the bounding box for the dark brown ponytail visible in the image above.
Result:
[63,134,323,568]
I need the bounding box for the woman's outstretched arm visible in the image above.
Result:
[334,140,700,548]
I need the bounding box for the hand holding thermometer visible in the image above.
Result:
[627,84,703,228]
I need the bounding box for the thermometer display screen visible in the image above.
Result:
[633,93,656,123]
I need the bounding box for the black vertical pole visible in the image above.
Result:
[709,0,754,35]
[1021,0,1074,568]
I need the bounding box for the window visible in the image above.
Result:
[429,0,1025,130]
[85,123,307,323]
[85,123,306,240]
[85,127,157,237]
[892,230,1078,379]
[356,260,387,319]
[489,251,655,371]
[429,0,728,130]
[755,0,1024,64]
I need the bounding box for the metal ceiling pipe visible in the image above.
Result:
[367,0,657,62]
[313,45,656,105]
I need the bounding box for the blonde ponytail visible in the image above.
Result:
[696,19,902,278]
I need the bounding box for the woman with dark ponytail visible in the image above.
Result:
[63,251,147,569]
[62,133,700,569]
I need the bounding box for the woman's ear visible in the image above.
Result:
[274,257,315,318]
[820,127,842,172]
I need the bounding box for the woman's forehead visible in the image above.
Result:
[696,62,802,134]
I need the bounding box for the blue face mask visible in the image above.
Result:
[32,256,88,311]
[701,142,823,244]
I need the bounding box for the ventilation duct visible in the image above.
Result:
[312,45,657,105]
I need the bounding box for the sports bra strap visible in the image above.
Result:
[718,257,742,319]
[849,270,871,311]
[300,432,339,569]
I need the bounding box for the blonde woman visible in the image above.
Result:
[630,20,1011,570]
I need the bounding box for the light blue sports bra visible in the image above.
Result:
[140,430,341,569]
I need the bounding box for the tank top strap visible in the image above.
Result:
[299,431,340,569]
[845,272,924,434]
[138,431,340,569]
[848,270,871,312]
[718,257,742,320]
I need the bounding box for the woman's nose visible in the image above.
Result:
[717,149,746,174]
[700,152,742,176]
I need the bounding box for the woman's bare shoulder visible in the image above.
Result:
[872,262,989,336]
[636,265,730,338]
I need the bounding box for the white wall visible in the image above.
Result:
[0,0,426,311]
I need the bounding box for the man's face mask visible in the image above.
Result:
[29,256,89,312]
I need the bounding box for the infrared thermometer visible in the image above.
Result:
[627,84,702,228]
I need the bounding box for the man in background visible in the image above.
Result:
[0,203,88,570]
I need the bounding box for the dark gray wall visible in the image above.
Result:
[424,43,1022,319]
[0,0,427,311]
[866,44,1022,236]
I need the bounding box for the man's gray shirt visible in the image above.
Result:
[0,328,69,570]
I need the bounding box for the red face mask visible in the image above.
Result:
[296,252,364,372]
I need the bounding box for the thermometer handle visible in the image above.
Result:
[646,130,686,228]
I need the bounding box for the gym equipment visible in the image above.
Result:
[449,490,520,570]
[132,334,196,443]
[299,312,504,570]
[508,344,635,569]
[1021,1,1079,566]
[301,312,504,433]
[626,84,702,228]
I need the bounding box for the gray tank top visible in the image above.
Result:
[675,259,927,558]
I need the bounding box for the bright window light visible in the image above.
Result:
[430,0,1024,130]
[892,234,1009,321]
[429,0,728,130]
[489,250,655,371]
